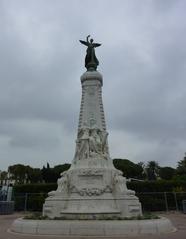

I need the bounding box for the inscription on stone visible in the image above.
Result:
[79,175,103,185]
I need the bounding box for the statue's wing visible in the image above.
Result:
[93,43,101,48]
[79,40,88,46]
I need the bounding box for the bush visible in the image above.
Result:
[127,180,186,212]
[13,183,57,211]
[127,180,186,193]
[27,193,46,211]
[12,180,186,212]
[14,183,57,194]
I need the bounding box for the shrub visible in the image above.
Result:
[14,183,57,194]
[12,180,186,212]
[127,180,186,193]
[13,183,57,211]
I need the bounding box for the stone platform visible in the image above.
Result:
[43,165,142,219]
[11,217,176,236]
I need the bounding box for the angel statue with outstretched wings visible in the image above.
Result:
[79,35,101,71]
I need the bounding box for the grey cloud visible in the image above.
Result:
[0,0,186,170]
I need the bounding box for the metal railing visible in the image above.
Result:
[12,191,186,213]
[136,192,186,212]
[0,189,7,201]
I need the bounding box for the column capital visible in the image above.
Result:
[81,71,103,86]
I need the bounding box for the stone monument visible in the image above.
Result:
[43,35,142,219]
[11,37,175,236]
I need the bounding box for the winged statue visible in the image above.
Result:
[79,35,101,71]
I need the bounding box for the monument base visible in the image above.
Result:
[10,217,176,236]
[43,195,141,219]
[43,164,142,219]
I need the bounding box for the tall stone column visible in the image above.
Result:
[72,70,111,168]
[78,71,106,131]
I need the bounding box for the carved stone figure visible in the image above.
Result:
[56,172,68,194]
[74,127,110,161]
[99,131,109,155]
[79,35,101,71]
[113,172,135,196]
[74,128,90,160]
[48,172,68,197]
[89,128,102,155]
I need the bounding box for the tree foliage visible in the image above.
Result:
[2,153,186,185]
[177,154,186,176]
[0,171,8,185]
[159,167,176,180]
[42,163,71,183]
[8,164,32,184]
[3,163,71,185]
[113,158,144,179]
[145,161,159,181]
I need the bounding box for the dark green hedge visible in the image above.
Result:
[14,180,186,195]
[14,183,57,194]
[13,183,57,211]
[127,180,186,192]
[126,180,186,211]
[13,180,186,212]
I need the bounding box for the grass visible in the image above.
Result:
[123,213,160,220]
[24,212,160,220]
[24,212,48,220]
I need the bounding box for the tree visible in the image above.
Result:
[145,161,159,181]
[113,159,144,179]
[27,168,43,183]
[42,164,54,183]
[0,171,8,185]
[159,167,176,180]
[8,164,32,184]
[137,162,147,179]
[177,153,186,176]
[53,164,71,181]
[42,163,71,183]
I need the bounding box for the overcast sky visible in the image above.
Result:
[0,0,186,170]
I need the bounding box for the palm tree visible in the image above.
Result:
[146,161,159,180]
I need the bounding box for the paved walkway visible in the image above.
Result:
[0,212,186,239]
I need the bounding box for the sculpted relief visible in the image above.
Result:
[113,171,135,196]
[74,127,109,161]
[48,172,69,197]
[71,185,112,196]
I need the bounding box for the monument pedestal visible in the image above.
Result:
[43,161,141,219]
